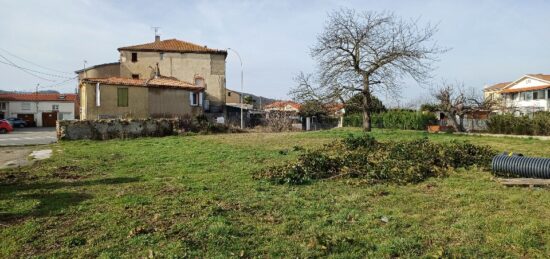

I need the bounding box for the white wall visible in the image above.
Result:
[509,77,549,90]
[502,76,550,114]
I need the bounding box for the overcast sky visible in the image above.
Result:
[1,0,549,106]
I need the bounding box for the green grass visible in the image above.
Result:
[1,128,549,257]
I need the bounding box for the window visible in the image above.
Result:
[132,74,140,79]
[228,92,231,97]
[117,88,129,107]
[160,52,164,60]
[537,90,546,100]
[190,92,199,106]
[0,102,6,110]
[52,104,59,111]
[521,92,532,101]
[531,90,545,100]
[190,92,203,106]
[131,52,138,62]
[21,102,30,110]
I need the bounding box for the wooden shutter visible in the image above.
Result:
[117,88,128,107]
[199,92,204,106]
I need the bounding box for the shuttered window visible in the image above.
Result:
[117,88,129,107]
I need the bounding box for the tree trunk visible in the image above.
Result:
[362,77,372,132]
[446,112,463,132]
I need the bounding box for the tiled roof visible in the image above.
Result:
[501,85,550,93]
[0,93,77,102]
[264,101,301,110]
[528,74,550,82]
[118,39,227,54]
[324,103,345,113]
[83,77,204,91]
[484,82,511,91]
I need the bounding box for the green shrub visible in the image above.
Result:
[343,114,363,127]
[487,112,550,136]
[344,111,436,130]
[255,135,496,185]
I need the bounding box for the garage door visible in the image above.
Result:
[42,112,58,127]
[17,114,35,127]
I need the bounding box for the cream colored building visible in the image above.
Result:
[79,77,204,120]
[76,36,227,119]
[484,74,550,115]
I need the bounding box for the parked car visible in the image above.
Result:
[6,117,27,128]
[0,119,14,134]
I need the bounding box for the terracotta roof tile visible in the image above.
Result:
[0,93,77,102]
[264,101,301,110]
[118,39,227,54]
[83,77,204,91]
[501,85,550,93]
[484,82,511,91]
[324,103,345,113]
[528,74,550,82]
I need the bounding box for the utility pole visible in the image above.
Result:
[35,83,39,127]
[227,48,244,129]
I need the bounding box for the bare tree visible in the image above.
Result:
[290,72,352,104]
[433,82,496,132]
[299,8,445,131]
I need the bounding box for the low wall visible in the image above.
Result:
[57,119,179,140]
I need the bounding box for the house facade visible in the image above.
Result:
[79,77,204,119]
[77,36,227,119]
[0,93,77,127]
[484,74,550,115]
[264,101,301,113]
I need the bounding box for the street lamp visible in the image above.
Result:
[227,48,244,129]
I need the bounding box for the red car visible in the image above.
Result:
[0,119,13,134]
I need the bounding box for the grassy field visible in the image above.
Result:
[1,128,549,258]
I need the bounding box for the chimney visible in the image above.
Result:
[155,35,160,42]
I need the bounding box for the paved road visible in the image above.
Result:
[0,127,57,146]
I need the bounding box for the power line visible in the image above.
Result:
[0,56,74,79]
[0,47,73,75]
[38,76,78,89]
[0,54,57,82]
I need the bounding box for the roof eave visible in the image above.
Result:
[117,48,228,56]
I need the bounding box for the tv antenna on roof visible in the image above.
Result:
[151,26,161,36]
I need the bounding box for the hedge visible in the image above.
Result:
[486,112,550,136]
[344,110,436,130]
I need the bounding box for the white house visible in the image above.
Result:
[0,93,78,127]
[484,74,550,115]
[263,101,301,113]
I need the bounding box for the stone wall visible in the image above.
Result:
[57,119,179,140]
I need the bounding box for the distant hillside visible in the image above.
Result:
[0,90,61,94]
[247,93,277,109]
[230,90,277,109]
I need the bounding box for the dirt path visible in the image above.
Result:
[0,146,52,170]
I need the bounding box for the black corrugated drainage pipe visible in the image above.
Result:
[492,152,550,179]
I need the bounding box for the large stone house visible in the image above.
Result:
[484,74,550,115]
[77,36,227,120]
